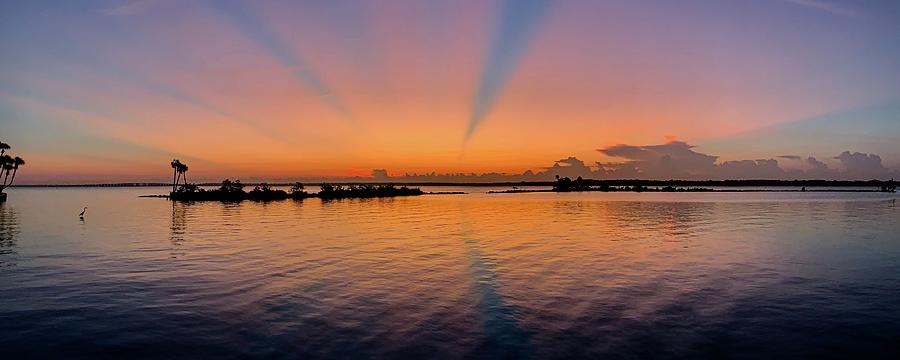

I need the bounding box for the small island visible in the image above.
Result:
[164,159,423,202]
[169,181,424,201]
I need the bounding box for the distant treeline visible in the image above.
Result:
[547,177,896,193]
[16,183,172,187]
[168,180,424,201]
[547,179,898,188]
[490,185,718,194]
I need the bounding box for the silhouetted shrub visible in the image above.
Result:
[552,176,593,192]
[170,179,247,201]
[173,183,200,194]
[246,183,288,201]
[318,183,423,199]
[882,179,896,192]
[219,179,245,194]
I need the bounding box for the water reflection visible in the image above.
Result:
[461,219,531,358]
[0,189,899,359]
[170,202,188,258]
[0,203,18,267]
[601,201,717,242]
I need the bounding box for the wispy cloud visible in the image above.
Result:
[784,0,858,18]
[100,0,161,16]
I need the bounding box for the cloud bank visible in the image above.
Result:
[375,141,899,182]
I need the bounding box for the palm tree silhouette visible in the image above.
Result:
[169,159,190,193]
[1,162,12,186]
[8,157,24,187]
[170,159,182,193]
[178,163,189,186]
[0,142,25,198]
[0,155,24,193]
[1,155,13,187]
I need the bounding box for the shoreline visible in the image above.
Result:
[10,179,900,188]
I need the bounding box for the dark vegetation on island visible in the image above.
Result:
[169,180,424,201]
[166,159,424,202]
[316,183,424,199]
[487,176,898,194]
[170,180,296,201]
[0,141,26,203]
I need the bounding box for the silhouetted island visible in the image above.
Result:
[161,159,426,201]
[168,179,423,202]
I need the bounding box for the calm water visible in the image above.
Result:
[1,187,899,359]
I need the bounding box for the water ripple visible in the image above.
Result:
[1,188,899,358]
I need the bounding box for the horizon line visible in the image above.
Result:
[8,178,898,188]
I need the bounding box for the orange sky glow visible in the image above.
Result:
[2,1,899,183]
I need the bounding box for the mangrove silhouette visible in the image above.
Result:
[169,179,423,202]
[0,140,26,203]
[316,183,423,199]
[171,180,298,201]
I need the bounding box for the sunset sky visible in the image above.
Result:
[2,0,900,183]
